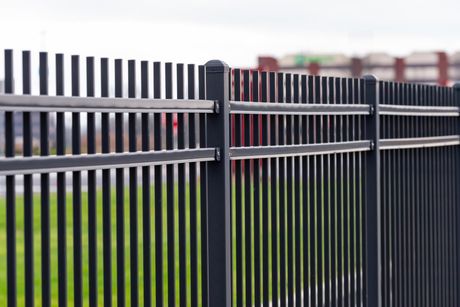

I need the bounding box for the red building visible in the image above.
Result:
[258,51,460,86]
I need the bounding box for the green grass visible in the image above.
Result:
[229,176,364,306]
[0,176,363,306]
[0,183,205,307]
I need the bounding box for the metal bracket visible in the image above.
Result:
[369,105,375,115]
[370,141,375,151]
[215,148,221,162]
[214,100,220,114]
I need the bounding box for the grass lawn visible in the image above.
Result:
[0,175,362,306]
[0,183,205,307]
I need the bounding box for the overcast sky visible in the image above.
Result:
[1,0,460,67]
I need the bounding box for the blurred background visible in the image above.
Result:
[1,0,460,86]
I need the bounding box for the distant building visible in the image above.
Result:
[258,51,460,86]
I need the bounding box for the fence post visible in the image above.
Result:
[205,60,231,307]
[363,75,382,307]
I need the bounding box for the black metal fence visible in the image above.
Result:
[0,49,459,307]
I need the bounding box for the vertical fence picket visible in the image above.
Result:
[451,88,456,307]
[22,50,33,307]
[437,88,443,307]
[128,59,139,307]
[445,87,452,307]
[349,79,357,307]
[260,71,269,307]
[165,62,176,307]
[425,85,436,306]
[177,63,187,307]
[423,85,429,307]
[432,87,438,307]
[86,56,98,307]
[5,49,16,307]
[410,84,416,307]
[343,78,351,307]
[414,84,421,307]
[188,64,198,307]
[443,88,449,306]
[153,61,164,307]
[114,58,125,307]
[428,86,435,307]
[278,72,286,307]
[308,75,316,307]
[419,85,425,307]
[404,83,410,307]
[234,68,243,307]
[71,55,83,307]
[450,87,455,306]
[448,87,453,307]
[336,78,343,307]
[243,69,252,307]
[395,83,402,307]
[436,87,442,307]
[56,53,67,307]
[450,84,460,306]
[100,57,112,307]
[300,75,309,307]
[433,86,439,307]
[198,65,208,307]
[140,60,152,307]
[269,72,279,307]
[292,74,301,307]
[285,73,293,307]
[252,70,261,307]
[329,77,336,307]
[322,76,330,307]
[39,51,51,307]
[315,75,323,307]
[358,78,365,307]
[380,82,387,307]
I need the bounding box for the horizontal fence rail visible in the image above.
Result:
[379,104,460,117]
[1,49,459,307]
[0,93,217,113]
[380,135,460,150]
[229,140,372,160]
[0,148,217,175]
[230,100,371,115]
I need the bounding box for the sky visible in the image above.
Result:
[1,0,460,67]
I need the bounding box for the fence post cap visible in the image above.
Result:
[205,60,229,73]
[363,74,378,83]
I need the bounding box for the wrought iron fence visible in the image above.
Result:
[0,49,459,307]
